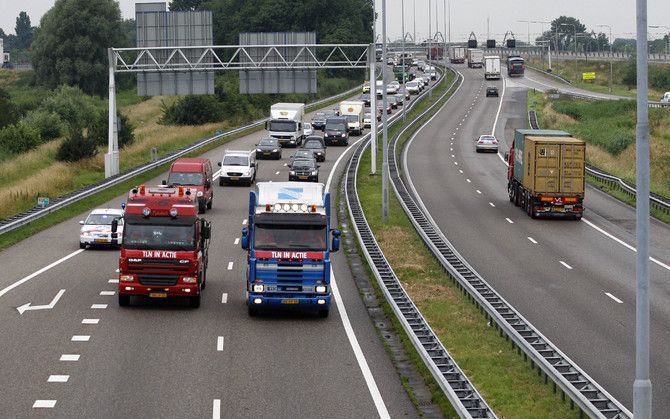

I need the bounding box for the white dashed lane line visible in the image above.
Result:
[605,292,623,304]
[71,335,90,342]
[242,219,247,225]
[217,336,224,351]
[213,399,221,419]
[476,190,482,194]
[91,304,107,309]
[227,262,234,270]
[275,171,280,175]
[234,238,240,245]
[47,375,69,383]
[506,218,514,224]
[221,293,228,304]
[560,261,573,270]
[81,319,99,325]
[33,400,56,409]
[99,291,115,296]
[466,178,471,183]
[489,202,496,207]
[528,237,538,244]
[60,354,79,362]
[108,279,118,284]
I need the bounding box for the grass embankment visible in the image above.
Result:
[526,57,669,100]
[528,90,670,223]
[354,71,578,418]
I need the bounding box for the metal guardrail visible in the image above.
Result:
[345,68,497,418]
[388,78,632,418]
[0,85,362,235]
[528,110,670,216]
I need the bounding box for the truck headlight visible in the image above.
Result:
[197,191,204,197]
[253,284,264,292]
[341,133,346,138]
[120,275,134,282]
[183,276,197,283]
[316,285,327,293]
[311,171,317,176]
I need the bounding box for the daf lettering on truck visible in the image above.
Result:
[266,103,305,147]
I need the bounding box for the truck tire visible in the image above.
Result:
[118,294,130,307]
[207,198,212,209]
[189,293,201,308]
[198,200,206,214]
[248,304,259,317]
[219,178,224,186]
[317,308,329,318]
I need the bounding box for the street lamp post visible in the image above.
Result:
[381,0,389,222]
[597,24,613,93]
[428,0,432,98]
[370,0,377,175]
[401,0,406,122]
[443,0,447,68]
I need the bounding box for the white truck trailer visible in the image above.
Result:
[484,56,501,80]
[467,49,484,68]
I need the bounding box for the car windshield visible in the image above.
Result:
[292,159,316,169]
[254,224,326,250]
[293,151,313,160]
[304,123,312,129]
[223,155,249,166]
[123,223,196,251]
[269,120,297,132]
[407,82,418,87]
[258,139,277,146]
[85,213,120,225]
[304,141,322,149]
[481,136,495,141]
[325,122,346,131]
[167,172,204,186]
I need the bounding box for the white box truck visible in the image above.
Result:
[449,46,466,64]
[484,56,501,80]
[467,49,483,68]
[267,103,305,147]
[339,101,365,136]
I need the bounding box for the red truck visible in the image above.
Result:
[112,185,211,307]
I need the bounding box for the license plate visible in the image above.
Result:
[281,299,299,305]
[299,176,308,179]
[565,205,574,211]
[149,292,167,298]
[230,177,239,181]
[554,207,565,213]
[263,152,270,155]
[94,238,110,243]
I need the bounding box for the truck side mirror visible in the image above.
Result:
[264,121,269,130]
[217,162,222,167]
[161,180,167,186]
[250,162,255,168]
[205,180,211,189]
[202,220,211,239]
[241,227,249,249]
[111,219,119,239]
[121,202,126,210]
[331,229,341,252]
[504,152,510,161]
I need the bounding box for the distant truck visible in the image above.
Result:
[507,55,525,77]
[267,103,305,147]
[506,129,585,219]
[113,185,211,307]
[427,46,444,60]
[339,101,365,135]
[449,46,466,63]
[241,182,341,317]
[484,55,501,79]
[467,48,484,68]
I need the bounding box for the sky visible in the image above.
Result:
[2,0,670,44]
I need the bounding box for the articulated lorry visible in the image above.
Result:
[507,55,525,77]
[241,182,340,317]
[467,48,483,68]
[267,103,305,147]
[449,46,466,63]
[506,129,585,219]
[484,55,501,79]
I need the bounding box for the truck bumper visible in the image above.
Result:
[248,293,332,310]
[118,283,200,297]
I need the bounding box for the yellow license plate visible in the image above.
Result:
[299,176,308,179]
[149,292,168,298]
[230,177,239,181]
[281,299,299,305]
[94,238,110,243]
[554,208,565,213]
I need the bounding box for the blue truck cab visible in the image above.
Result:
[241,182,340,317]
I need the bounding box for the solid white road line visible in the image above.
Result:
[605,292,624,304]
[108,279,119,284]
[489,202,496,207]
[91,304,107,309]
[81,319,99,325]
[71,335,90,342]
[217,336,224,351]
[466,179,471,183]
[0,249,84,299]
[33,400,56,408]
[99,291,115,296]
[212,399,221,419]
[528,237,538,244]
[60,354,80,362]
[227,262,233,270]
[560,261,573,270]
[476,190,482,194]
[48,375,69,383]
[491,76,507,136]
[331,270,390,418]
[506,218,514,224]
[234,238,240,245]
[221,293,228,304]
[582,218,670,272]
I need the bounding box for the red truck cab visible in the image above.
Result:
[163,158,214,213]
[113,185,211,307]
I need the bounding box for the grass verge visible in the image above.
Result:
[354,71,579,417]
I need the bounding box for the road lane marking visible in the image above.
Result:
[71,335,90,342]
[605,292,623,304]
[91,304,107,309]
[506,218,514,224]
[466,178,471,183]
[476,190,482,194]
[81,319,99,325]
[221,293,228,304]
[458,169,463,174]
[99,291,115,296]
[489,202,496,207]
[227,262,234,270]
[528,237,538,244]
[212,399,221,419]
[275,171,280,175]
[451,154,455,158]
[331,270,390,418]
[0,250,83,299]
[491,76,507,136]
[108,279,118,284]
[60,354,79,362]
[560,261,573,270]
[217,336,224,351]
[48,375,69,383]
[454,162,458,165]
[33,400,56,408]
[234,238,240,245]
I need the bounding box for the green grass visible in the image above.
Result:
[354,71,580,418]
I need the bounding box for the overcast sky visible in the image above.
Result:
[2,1,669,44]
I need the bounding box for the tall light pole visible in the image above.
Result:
[413,0,416,52]
[401,0,406,122]
[428,0,432,98]
[634,0,652,416]
[560,23,577,82]
[370,1,377,175]
[649,25,670,55]
[381,0,389,222]
[443,0,447,67]
[447,0,451,44]
[597,24,613,93]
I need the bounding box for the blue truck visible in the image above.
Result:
[241,182,340,317]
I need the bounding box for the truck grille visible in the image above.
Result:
[139,275,179,286]
[227,172,243,176]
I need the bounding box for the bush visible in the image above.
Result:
[22,109,65,141]
[0,88,19,130]
[41,85,97,129]
[649,66,670,91]
[56,128,98,162]
[89,111,135,148]
[0,123,41,154]
[160,95,224,125]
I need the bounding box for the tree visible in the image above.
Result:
[31,0,125,96]
[15,12,34,49]
[169,0,205,11]
[0,29,6,39]
[547,16,586,52]
[0,88,19,130]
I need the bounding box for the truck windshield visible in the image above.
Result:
[123,223,196,251]
[345,115,359,123]
[269,120,297,132]
[167,172,204,186]
[254,224,326,250]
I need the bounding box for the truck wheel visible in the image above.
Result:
[219,178,224,186]
[317,308,329,318]
[248,305,259,317]
[207,198,212,209]
[118,294,130,307]
[198,200,206,214]
[79,242,86,249]
[189,293,201,308]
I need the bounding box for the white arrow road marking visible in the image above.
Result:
[1,250,82,299]
[16,289,65,315]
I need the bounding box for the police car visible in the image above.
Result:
[79,208,124,248]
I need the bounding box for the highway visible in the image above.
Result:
[403,64,670,413]
[0,77,432,417]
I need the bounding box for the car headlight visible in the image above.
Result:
[182,276,197,283]
[341,133,346,137]
[81,231,91,236]
[316,285,327,293]
[290,171,296,175]
[311,171,317,176]
[253,284,264,292]
[120,275,134,282]
[256,148,262,152]
[272,149,278,152]
[197,191,204,197]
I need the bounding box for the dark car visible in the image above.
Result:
[387,95,400,109]
[302,136,326,162]
[359,93,371,107]
[289,149,317,166]
[288,158,320,182]
[393,93,407,105]
[486,86,499,97]
[323,117,349,146]
[311,112,328,131]
[377,101,392,115]
[255,137,282,160]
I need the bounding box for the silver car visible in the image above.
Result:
[475,135,499,153]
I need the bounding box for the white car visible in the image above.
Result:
[406,81,420,94]
[476,135,499,153]
[363,112,372,128]
[660,91,670,106]
[79,208,124,248]
[386,81,399,94]
[303,122,314,137]
[218,150,257,186]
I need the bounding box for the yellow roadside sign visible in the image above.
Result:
[582,72,596,80]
